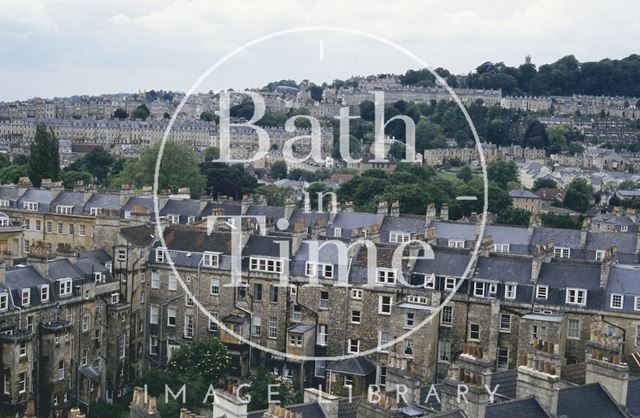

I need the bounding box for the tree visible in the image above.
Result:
[359,100,375,122]
[617,180,638,190]
[270,160,288,179]
[29,123,60,187]
[201,163,258,198]
[204,146,220,162]
[200,111,219,123]
[532,178,558,191]
[60,170,92,189]
[496,206,532,226]
[456,166,473,183]
[255,185,292,206]
[415,119,446,153]
[0,164,28,184]
[563,178,593,213]
[546,125,570,154]
[69,148,114,184]
[113,108,128,120]
[112,141,205,195]
[131,104,150,120]
[247,371,302,411]
[487,160,518,188]
[166,336,230,384]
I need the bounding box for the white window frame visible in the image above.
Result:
[497,347,509,369]
[351,310,361,324]
[203,252,220,268]
[23,201,38,211]
[567,318,580,340]
[376,268,397,285]
[493,243,510,253]
[268,316,278,339]
[378,330,390,353]
[168,274,177,291]
[351,289,363,299]
[288,334,303,347]
[448,239,464,248]
[473,282,486,298]
[151,272,160,289]
[634,296,640,312]
[438,341,451,363]
[469,323,480,341]
[499,314,511,333]
[389,231,411,243]
[505,283,517,299]
[21,289,30,306]
[566,288,587,306]
[167,307,177,327]
[444,277,457,291]
[554,247,570,258]
[210,279,220,295]
[378,295,392,315]
[156,248,166,263]
[536,285,548,300]
[610,293,624,309]
[59,279,73,297]
[595,250,605,261]
[348,338,360,354]
[150,305,159,324]
[405,312,415,328]
[0,293,7,312]
[440,305,453,326]
[317,324,327,346]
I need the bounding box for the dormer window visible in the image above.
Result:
[334,227,342,238]
[94,272,105,284]
[536,285,548,299]
[566,288,587,306]
[305,262,333,279]
[493,244,510,253]
[473,282,486,298]
[423,274,436,289]
[23,201,38,211]
[156,248,166,263]
[621,226,628,232]
[40,285,49,302]
[0,199,9,208]
[0,217,9,227]
[505,283,517,299]
[111,292,120,304]
[202,252,219,268]
[448,239,464,249]
[0,293,7,311]
[389,231,411,243]
[21,289,30,306]
[56,206,73,215]
[376,268,397,285]
[595,250,605,261]
[168,214,180,224]
[554,247,570,258]
[610,294,624,309]
[59,279,73,297]
[249,257,283,273]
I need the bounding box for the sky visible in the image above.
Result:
[1,0,639,101]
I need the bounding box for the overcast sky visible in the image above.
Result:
[1,0,639,101]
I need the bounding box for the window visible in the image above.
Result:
[378,295,392,315]
[203,252,219,268]
[81,349,88,366]
[185,294,194,307]
[469,324,480,341]
[497,347,509,369]
[268,316,278,339]
[441,306,453,326]
[117,248,126,262]
[505,283,517,299]
[292,305,302,322]
[377,366,387,387]
[237,284,246,300]
[0,294,7,311]
[150,305,159,324]
[57,223,63,234]
[149,336,159,355]
[493,244,510,253]
[18,372,27,393]
[378,330,390,352]
[322,264,333,279]
[269,285,278,303]
[249,257,283,273]
[438,341,451,363]
[168,214,180,224]
[499,314,511,333]
[610,294,624,309]
[334,227,341,237]
[536,285,548,299]
[59,279,72,297]
[94,272,104,284]
[207,312,218,332]
[23,201,38,211]
[156,248,166,263]
[21,289,30,306]
[111,292,119,304]
[289,334,302,347]
[404,339,414,357]
[448,239,465,248]
[566,288,587,306]
[46,221,52,233]
[317,324,328,346]
[35,220,41,231]
[621,225,629,232]
[351,310,361,324]
[56,205,72,215]
[118,333,126,358]
[168,274,177,291]
[444,278,457,291]
[207,279,220,296]
[167,307,177,326]
[408,295,429,304]
[351,289,363,299]
[253,283,263,301]
[423,274,436,289]
[68,224,74,235]
[19,341,27,357]
[184,315,194,338]
[26,316,33,332]
[58,361,65,380]
[3,372,9,395]
[532,324,547,340]
[82,315,90,332]
[554,247,570,258]
[595,250,605,261]
[315,360,326,378]
[390,231,411,243]
[252,315,261,336]
[348,338,359,353]
[635,296,640,311]
[568,319,580,339]
[319,291,329,309]
[473,282,486,298]
[636,325,640,347]
[377,268,397,285]
[405,312,415,328]
[79,225,85,236]
[151,272,160,289]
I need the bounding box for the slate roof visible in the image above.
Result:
[327,212,379,238]
[473,256,532,285]
[557,383,626,418]
[379,215,427,242]
[197,201,242,217]
[245,205,285,222]
[160,225,230,254]
[160,199,203,222]
[586,232,637,254]
[75,257,110,278]
[509,189,540,199]
[121,224,156,247]
[326,357,375,376]
[291,241,349,279]
[83,193,122,214]
[242,235,289,258]
[430,221,476,241]
[413,250,472,278]
[626,379,640,416]
[486,397,550,418]
[485,225,530,246]
[531,227,582,249]
[537,262,601,289]
[80,249,112,264]
[122,197,156,218]
[50,191,88,214]
[286,208,330,231]
[17,188,54,212]
[47,258,85,282]
[491,369,518,400]
[6,266,49,307]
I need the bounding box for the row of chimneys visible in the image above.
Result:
[448,364,486,387]
[264,404,302,418]
[462,342,484,359]
[519,354,558,376]
[530,339,558,355]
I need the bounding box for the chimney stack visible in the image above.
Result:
[377,201,388,224]
[440,203,449,221]
[425,203,437,225]
[390,200,400,217]
[600,246,616,288]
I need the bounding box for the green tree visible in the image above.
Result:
[113,108,128,120]
[69,148,114,184]
[532,178,558,191]
[200,111,219,123]
[415,119,446,152]
[563,178,593,213]
[204,146,220,162]
[60,170,92,189]
[29,123,60,187]
[496,206,532,226]
[131,104,151,120]
[456,166,473,183]
[0,164,29,184]
[270,160,288,179]
[359,101,375,121]
[112,141,205,195]
[201,163,258,198]
[247,371,302,411]
[487,160,518,188]
[166,336,230,384]
[617,180,638,190]
[546,125,570,154]
[540,213,583,229]
[255,185,292,206]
